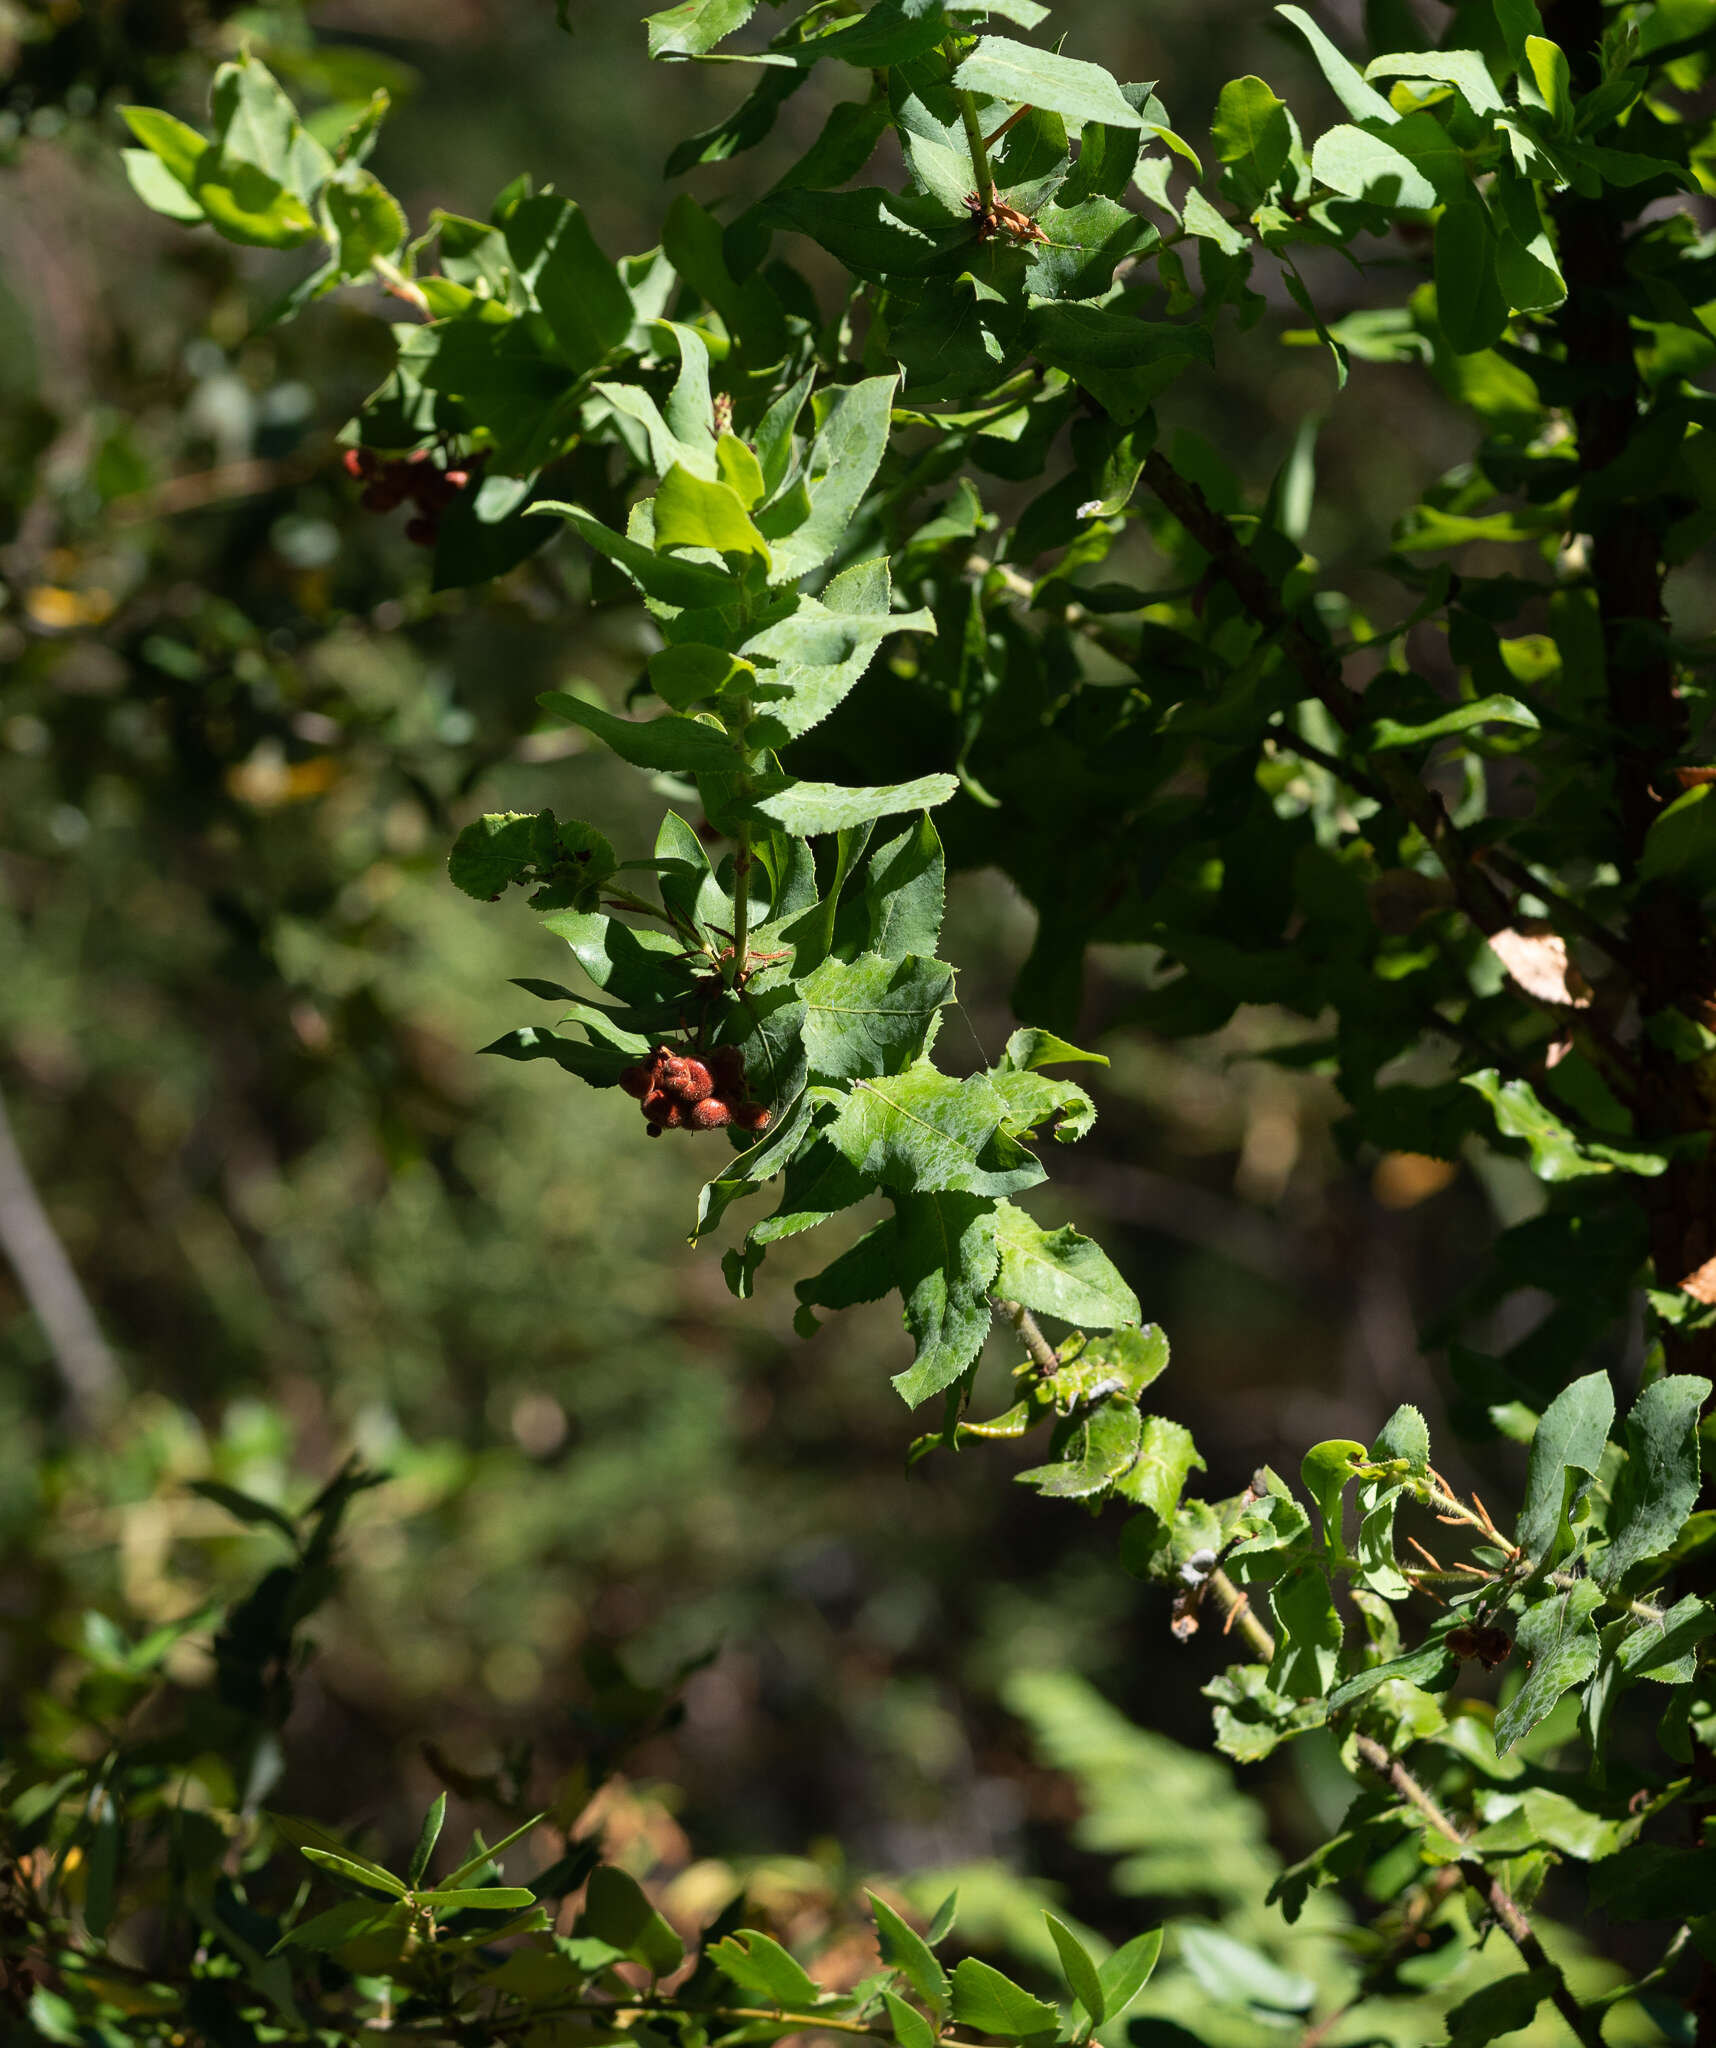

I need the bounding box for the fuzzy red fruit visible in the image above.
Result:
[687,1097,732,1130]
[618,1062,655,1100]
[733,1102,771,1133]
[657,1055,714,1104]
[361,482,404,513]
[405,516,438,547]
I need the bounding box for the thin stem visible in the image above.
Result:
[1351,1736,1605,2048]
[373,253,431,317]
[387,1998,991,2045]
[996,1298,1061,1376]
[728,830,754,989]
[0,1076,122,1428]
[945,38,995,209]
[1208,1568,1276,1661]
[982,103,1033,151]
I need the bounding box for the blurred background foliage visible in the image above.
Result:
[1,1,1709,2041]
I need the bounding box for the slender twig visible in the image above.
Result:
[1207,1568,1277,1661]
[996,1298,1061,1377]
[945,39,995,210]
[727,830,754,989]
[1351,1735,1605,2048]
[373,254,431,317]
[1141,451,1514,938]
[387,1998,992,2044]
[0,1077,122,1428]
[982,103,1034,151]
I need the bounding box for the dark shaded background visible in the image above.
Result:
[2,1,1691,2030]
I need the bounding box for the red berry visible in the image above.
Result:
[343,447,370,480]
[444,468,471,491]
[657,1055,713,1104]
[687,1097,732,1130]
[405,516,438,547]
[362,482,404,512]
[619,1062,654,1100]
[645,1122,664,1138]
[733,1102,771,1133]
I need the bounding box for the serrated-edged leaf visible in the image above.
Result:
[654,463,773,566]
[696,1090,816,1239]
[409,1794,447,1887]
[926,1891,959,1947]
[992,1205,1140,1329]
[870,1892,950,2015]
[539,691,742,774]
[1517,1369,1615,1564]
[744,774,959,836]
[327,165,405,277]
[827,1064,1046,1198]
[647,0,756,59]
[801,952,953,1081]
[858,814,946,959]
[1019,1401,1142,1499]
[767,378,899,583]
[892,1190,1003,1406]
[950,1957,1058,2039]
[1598,1374,1711,1586]
[1097,1928,1162,2020]
[1371,1403,1430,1472]
[712,1929,824,2009]
[1045,1913,1105,2021]
[1464,1069,1671,1184]
[1111,1414,1203,1519]
[953,38,1145,130]
[301,1847,406,1897]
[1494,1581,1604,1752]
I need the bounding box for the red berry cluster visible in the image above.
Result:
[618,1045,771,1139]
[342,446,484,548]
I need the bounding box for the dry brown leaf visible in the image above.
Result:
[1680,1254,1716,1305]
[1488,925,1593,1008]
[1674,766,1716,788]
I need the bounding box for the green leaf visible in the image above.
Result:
[273,1900,404,1954]
[655,463,773,567]
[1463,1070,1672,1183]
[1025,302,1211,423]
[326,165,405,276]
[1494,1581,1604,1751]
[1444,1969,1558,2048]
[409,1794,446,1887]
[717,433,767,510]
[1518,1369,1615,1566]
[437,1813,547,1891]
[712,1929,824,2009]
[1434,200,1508,355]
[531,501,741,609]
[870,1891,950,2015]
[950,1957,1059,2040]
[431,1887,537,1911]
[801,953,953,1082]
[647,0,756,58]
[1177,1926,1315,2017]
[893,1191,1004,1405]
[1311,125,1438,211]
[884,1990,938,2048]
[1616,1593,1716,1681]
[1372,1403,1430,1472]
[952,37,1144,129]
[860,815,947,960]
[1300,1439,1367,1559]
[767,376,899,582]
[1598,1374,1711,1585]
[992,1206,1140,1328]
[744,775,960,837]
[507,194,634,371]
[301,1846,407,1897]
[1045,1913,1105,2021]
[1212,77,1292,203]
[1267,1563,1343,1698]
[1524,34,1572,128]
[576,1865,683,1976]
[696,1091,816,1239]
[195,159,320,248]
[1000,1028,1106,1073]
[122,146,207,221]
[538,691,743,774]
[1275,6,1397,123]
[120,105,209,192]
[1364,49,1506,119]
[1018,1400,1143,1499]
[1354,692,1539,750]
[826,1064,1046,1199]
[1097,1929,1163,2020]
[1640,783,1716,892]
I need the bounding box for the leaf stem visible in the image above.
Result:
[945,38,995,209]
[1208,1567,1277,1661]
[1351,1735,1605,2048]
[728,830,753,989]
[997,1298,1060,1376]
